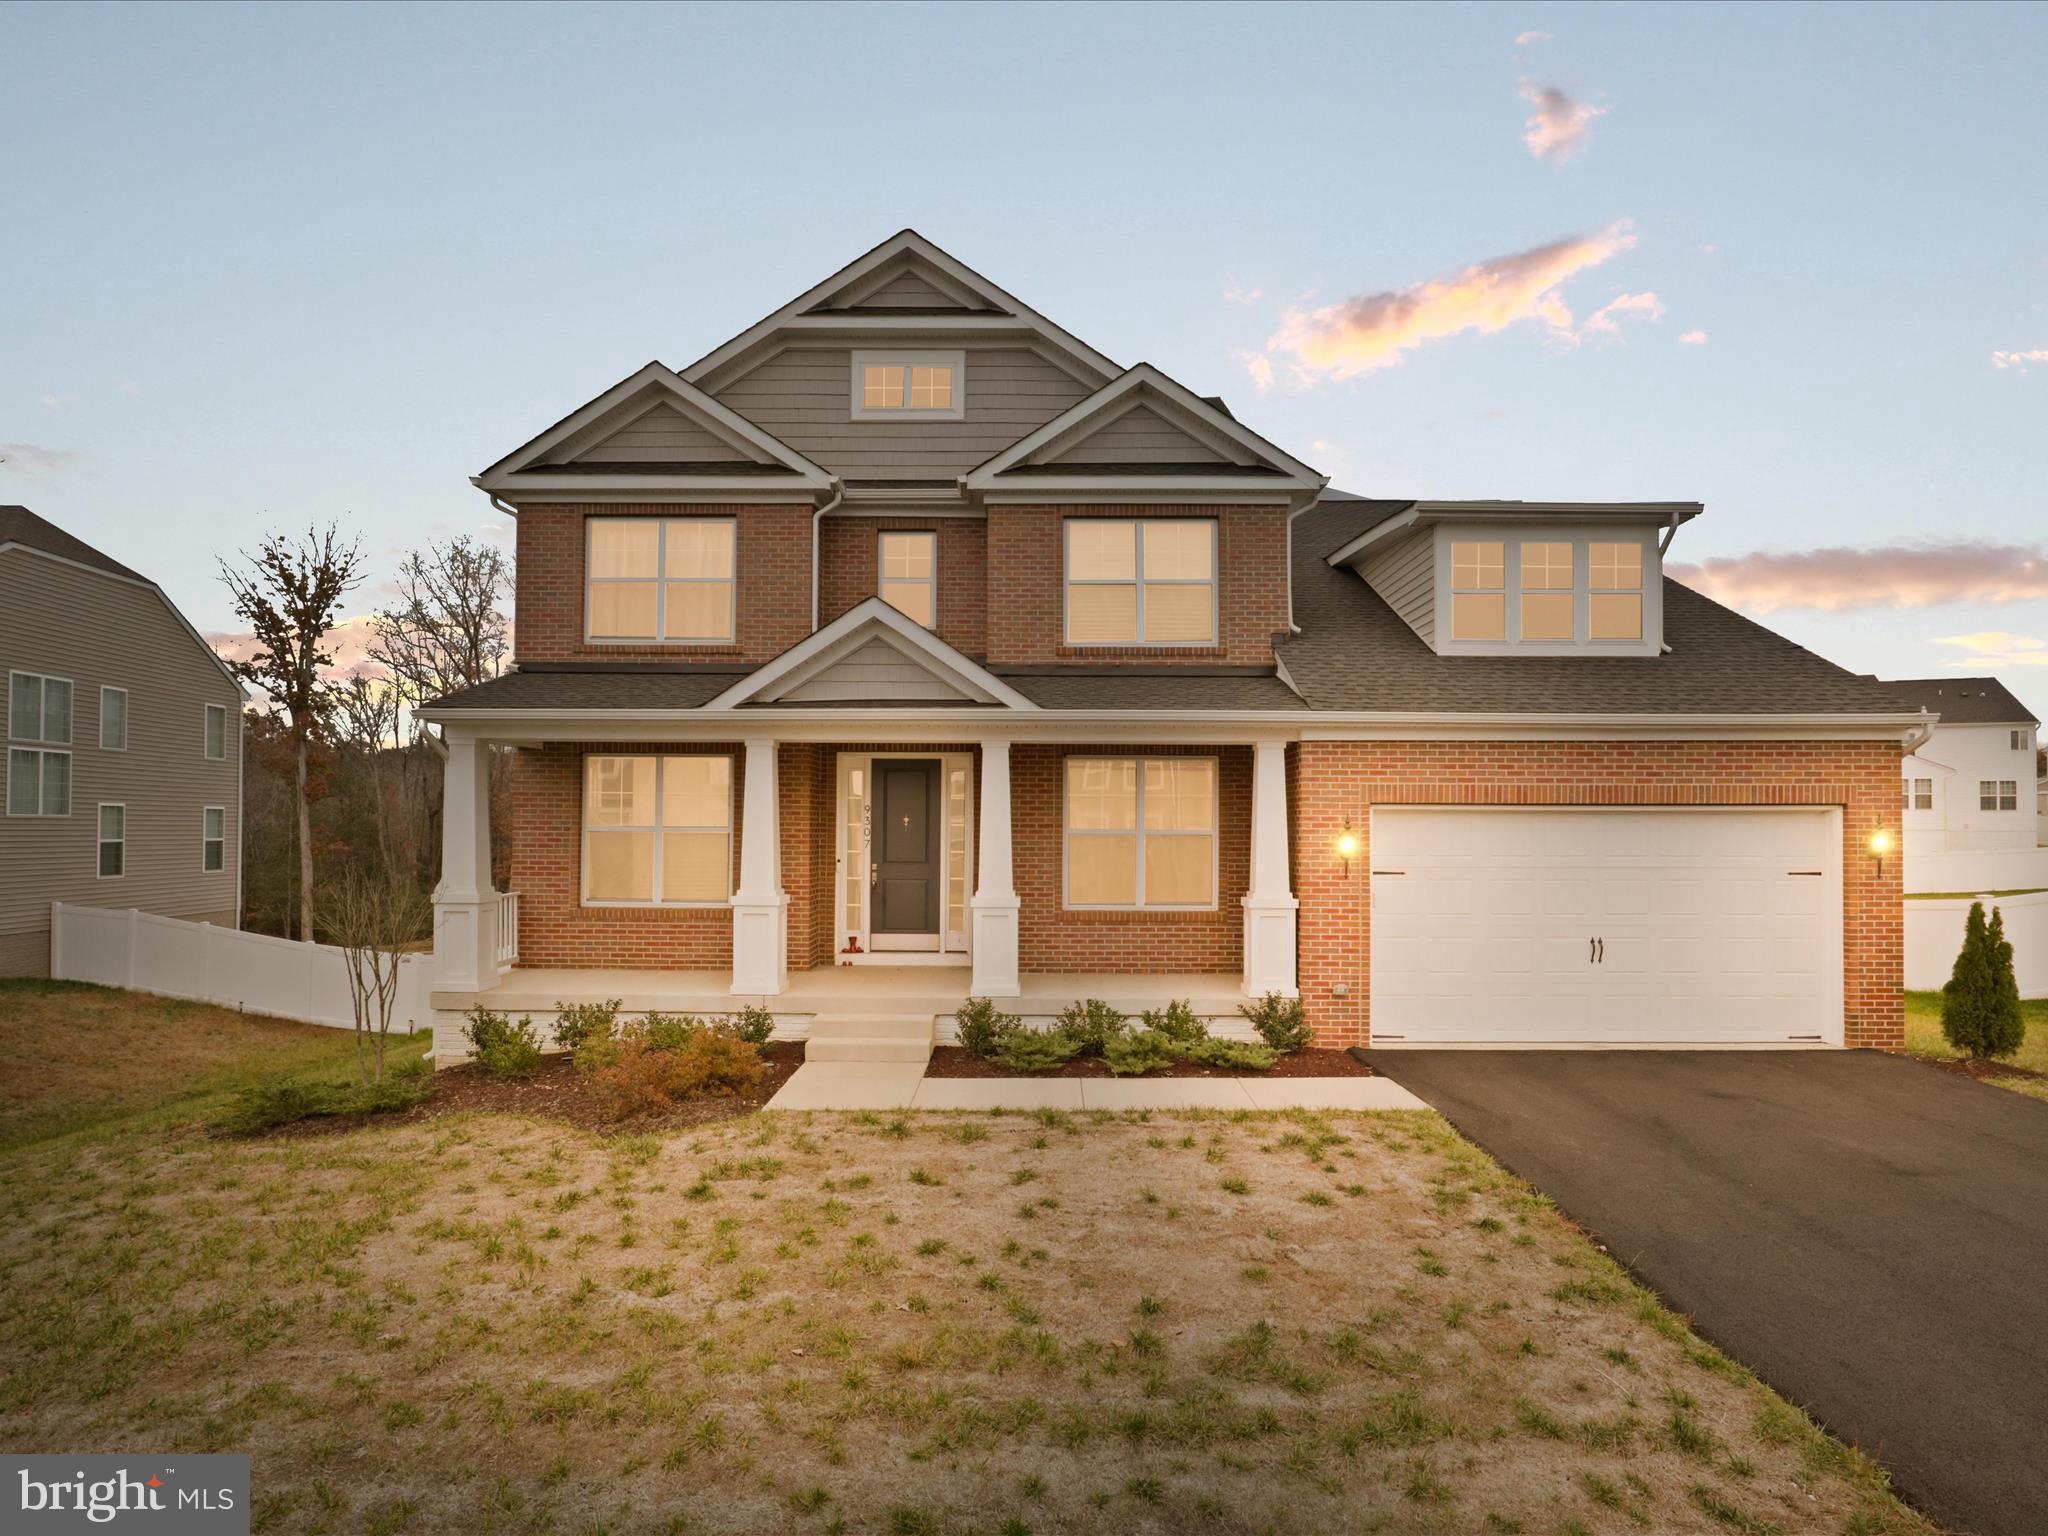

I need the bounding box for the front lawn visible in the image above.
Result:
[1904,989,2048,1102]
[0,1099,1933,1535]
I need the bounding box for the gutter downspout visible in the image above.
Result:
[1286,481,1331,633]
[1657,510,1683,653]
[810,480,847,631]
[1901,715,1936,756]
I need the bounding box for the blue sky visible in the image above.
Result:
[4,1,2045,716]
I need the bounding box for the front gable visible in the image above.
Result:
[705,598,1037,710]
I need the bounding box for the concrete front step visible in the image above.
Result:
[806,1012,936,1065]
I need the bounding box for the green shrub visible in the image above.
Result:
[1239,992,1313,1053]
[727,1004,777,1049]
[550,998,621,1061]
[955,996,1022,1058]
[992,1026,1086,1073]
[1139,999,1208,1047]
[1182,1036,1280,1071]
[1104,1028,1178,1076]
[587,1027,764,1121]
[1942,901,2026,1059]
[640,1011,704,1055]
[464,1007,543,1078]
[217,1076,431,1135]
[1056,998,1130,1055]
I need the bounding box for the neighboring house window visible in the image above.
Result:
[586,518,737,644]
[1064,520,1216,646]
[204,703,228,760]
[1063,757,1217,909]
[6,749,69,816]
[850,350,965,420]
[2013,729,2032,751]
[1980,780,2018,812]
[202,806,226,872]
[97,804,125,878]
[583,754,733,905]
[10,671,72,744]
[1903,777,1932,810]
[1588,542,1644,641]
[878,531,937,627]
[100,687,128,751]
[1450,541,1506,641]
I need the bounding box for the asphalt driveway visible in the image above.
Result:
[1359,1049,2048,1536]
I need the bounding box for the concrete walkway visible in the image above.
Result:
[766,1062,1428,1112]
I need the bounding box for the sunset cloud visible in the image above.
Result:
[1935,632,2048,667]
[1222,284,1264,306]
[1991,348,2048,371]
[1256,221,1636,383]
[1519,81,1606,161]
[1679,329,1709,346]
[209,613,386,681]
[1669,541,2048,614]
[1580,291,1664,337]
[1515,30,1553,45]
[0,441,87,477]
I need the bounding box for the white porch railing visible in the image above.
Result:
[494,890,521,968]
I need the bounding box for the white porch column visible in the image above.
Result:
[433,731,497,991]
[969,737,1021,997]
[730,738,788,995]
[1241,738,1299,998]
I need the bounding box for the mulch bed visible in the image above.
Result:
[253,1042,805,1139]
[1915,1053,2048,1087]
[922,1046,1372,1080]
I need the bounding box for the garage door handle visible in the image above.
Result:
[1590,937,1596,964]
[1597,937,1605,963]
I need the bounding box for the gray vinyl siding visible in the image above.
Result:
[1049,405,1230,465]
[715,346,1091,479]
[568,402,751,464]
[855,270,964,307]
[0,548,241,968]
[1360,531,1435,646]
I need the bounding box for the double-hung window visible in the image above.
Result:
[878,531,937,627]
[100,687,128,750]
[1903,777,1932,810]
[1980,780,2018,812]
[1064,520,1216,645]
[1447,537,1647,644]
[8,671,72,817]
[1450,541,1507,641]
[1064,757,1217,909]
[583,755,733,905]
[202,807,227,872]
[1588,542,1644,640]
[2013,729,2033,752]
[586,518,736,644]
[204,703,228,760]
[97,804,125,877]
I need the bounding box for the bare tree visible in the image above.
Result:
[332,673,399,752]
[329,872,431,1084]
[219,525,366,941]
[369,536,512,727]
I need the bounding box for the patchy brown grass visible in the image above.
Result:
[0,1103,1938,1536]
[0,979,403,1150]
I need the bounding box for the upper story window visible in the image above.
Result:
[586,517,737,644]
[100,687,128,751]
[1444,534,1654,651]
[850,350,965,420]
[1064,519,1216,647]
[1980,780,2018,812]
[204,703,228,760]
[1903,777,1932,810]
[879,531,937,628]
[2012,729,2033,751]
[10,672,72,745]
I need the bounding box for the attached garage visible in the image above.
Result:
[1368,807,1843,1045]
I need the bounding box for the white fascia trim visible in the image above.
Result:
[682,230,1120,389]
[475,361,833,489]
[701,596,1040,711]
[965,363,1324,489]
[481,475,827,500]
[977,487,1301,506]
[1323,507,1421,566]
[0,542,249,697]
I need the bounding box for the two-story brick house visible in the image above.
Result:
[421,231,1925,1057]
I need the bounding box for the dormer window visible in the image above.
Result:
[1589,542,1644,641]
[851,350,965,420]
[1440,530,1659,654]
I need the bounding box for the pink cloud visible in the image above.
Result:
[1255,222,1636,382]
[1679,329,1709,346]
[1519,81,1606,161]
[1515,30,1553,45]
[1221,284,1264,306]
[209,613,387,682]
[1580,291,1665,337]
[1670,542,2048,614]
[1991,348,2048,371]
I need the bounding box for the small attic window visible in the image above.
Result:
[852,350,965,420]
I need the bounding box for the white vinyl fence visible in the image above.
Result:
[50,902,434,1030]
[1904,890,2048,999]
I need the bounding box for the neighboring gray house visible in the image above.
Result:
[1,506,244,976]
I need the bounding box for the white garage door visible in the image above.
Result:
[1369,807,1842,1045]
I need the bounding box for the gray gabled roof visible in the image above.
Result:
[1882,676,2038,726]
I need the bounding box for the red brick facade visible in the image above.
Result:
[513,503,814,666]
[1289,740,1905,1051]
[818,515,989,657]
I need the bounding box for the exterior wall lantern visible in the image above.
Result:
[1869,828,1892,878]
[1334,822,1359,875]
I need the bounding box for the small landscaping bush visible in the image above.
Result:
[640,1010,704,1055]
[464,1007,543,1078]
[1240,991,1313,1053]
[1103,1029,1178,1076]
[587,1023,765,1122]
[1056,997,1131,1054]
[955,996,1021,1056]
[727,1004,777,1049]
[992,1026,1085,1073]
[550,998,621,1062]
[1942,901,2026,1060]
[218,1076,432,1135]
[1182,1036,1279,1071]
[1139,999,1208,1048]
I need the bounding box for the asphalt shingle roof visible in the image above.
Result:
[0,504,148,583]
[1881,677,2037,726]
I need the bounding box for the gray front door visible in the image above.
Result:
[872,758,942,936]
